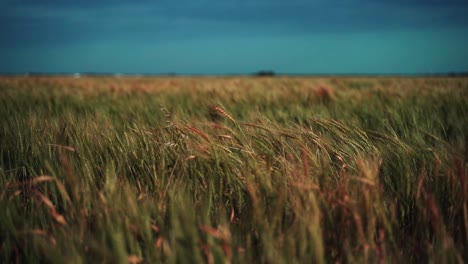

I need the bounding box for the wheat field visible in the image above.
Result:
[1,76,467,263]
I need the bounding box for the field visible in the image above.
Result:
[0,76,467,263]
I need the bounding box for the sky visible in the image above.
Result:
[1,0,468,74]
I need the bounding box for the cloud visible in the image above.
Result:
[377,0,468,7]
[2,1,467,36]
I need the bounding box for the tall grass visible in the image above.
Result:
[0,76,467,263]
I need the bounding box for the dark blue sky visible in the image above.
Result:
[1,0,468,74]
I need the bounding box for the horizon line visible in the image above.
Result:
[1,70,468,77]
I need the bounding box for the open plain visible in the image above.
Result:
[1,76,467,263]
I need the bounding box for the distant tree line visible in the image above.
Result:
[253,70,276,77]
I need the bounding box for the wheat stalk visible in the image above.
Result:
[210,104,236,123]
